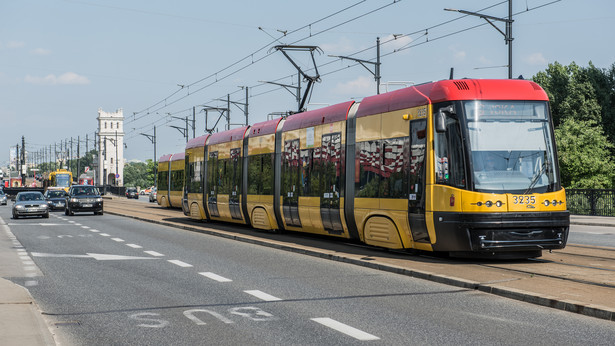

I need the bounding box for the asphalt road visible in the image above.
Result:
[2,205,615,345]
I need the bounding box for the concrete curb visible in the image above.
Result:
[106,210,615,322]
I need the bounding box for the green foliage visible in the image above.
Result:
[555,118,615,189]
[533,61,602,127]
[123,159,156,189]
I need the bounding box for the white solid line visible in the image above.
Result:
[311,318,380,341]
[168,260,193,267]
[244,290,282,301]
[199,272,232,282]
[144,251,165,257]
[126,244,143,249]
[99,233,111,237]
[111,238,125,242]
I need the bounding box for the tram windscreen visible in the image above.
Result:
[56,174,71,187]
[464,101,558,193]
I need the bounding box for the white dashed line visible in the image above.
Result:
[168,260,193,267]
[111,238,125,242]
[89,229,100,233]
[99,233,111,237]
[311,318,380,341]
[144,251,165,257]
[199,272,232,282]
[25,280,38,287]
[126,244,143,249]
[244,290,282,301]
[81,226,90,229]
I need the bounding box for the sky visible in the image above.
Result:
[1,0,614,172]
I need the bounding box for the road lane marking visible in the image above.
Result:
[31,252,157,261]
[111,238,125,242]
[127,244,143,249]
[89,229,100,233]
[25,280,38,287]
[244,290,282,301]
[168,260,193,267]
[81,226,90,229]
[199,272,232,282]
[311,318,380,341]
[144,251,164,257]
[99,233,111,237]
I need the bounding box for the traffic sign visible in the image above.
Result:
[115,174,120,179]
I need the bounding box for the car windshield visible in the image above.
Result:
[47,191,65,198]
[464,100,558,194]
[73,187,98,196]
[19,193,44,201]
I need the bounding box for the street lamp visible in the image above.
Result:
[445,1,514,79]
[140,126,157,187]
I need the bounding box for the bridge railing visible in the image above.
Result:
[566,189,615,216]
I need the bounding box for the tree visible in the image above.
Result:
[555,118,615,189]
[123,160,156,189]
[533,61,602,127]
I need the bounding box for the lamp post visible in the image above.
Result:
[140,126,157,187]
[445,0,514,79]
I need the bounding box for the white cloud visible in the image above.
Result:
[383,34,412,53]
[321,37,356,55]
[31,48,51,56]
[6,41,26,49]
[24,72,90,85]
[524,52,547,65]
[332,75,375,96]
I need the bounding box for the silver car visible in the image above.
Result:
[0,190,7,205]
[13,191,49,219]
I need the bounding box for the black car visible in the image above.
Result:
[65,185,103,216]
[125,187,138,199]
[44,189,67,210]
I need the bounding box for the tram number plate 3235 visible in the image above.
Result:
[512,196,535,205]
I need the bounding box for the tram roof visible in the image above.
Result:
[249,118,283,138]
[356,79,549,118]
[158,154,173,163]
[170,152,185,161]
[186,134,209,150]
[207,126,249,146]
[282,101,354,132]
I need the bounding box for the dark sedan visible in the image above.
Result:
[125,187,138,199]
[13,191,49,219]
[65,185,103,216]
[44,189,67,210]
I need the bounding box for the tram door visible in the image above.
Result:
[408,119,430,243]
[282,139,301,227]
[320,133,344,234]
[207,151,220,217]
[229,148,242,220]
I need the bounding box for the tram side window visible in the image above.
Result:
[208,152,218,195]
[158,171,168,191]
[218,159,230,195]
[282,139,301,198]
[434,116,466,188]
[186,160,202,194]
[247,155,260,195]
[381,138,409,199]
[171,169,184,191]
[355,140,381,198]
[300,149,314,196]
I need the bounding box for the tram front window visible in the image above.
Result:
[56,174,71,187]
[463,100,558,194]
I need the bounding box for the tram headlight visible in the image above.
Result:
[495,200,503,207]
[552,199,558,206]
[544,200,550,206]
[485,201,493,207]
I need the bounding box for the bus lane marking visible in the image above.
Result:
[311,317,380,341]
[168,260,193,267]
[244,290,282,301]
[199,272,232,282]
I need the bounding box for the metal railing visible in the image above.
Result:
[566,189,615,216]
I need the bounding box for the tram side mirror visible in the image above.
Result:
[436,109,447,133]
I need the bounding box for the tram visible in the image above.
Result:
[156,152,185,208]
[48,168,73,192]
[159,79,570,258]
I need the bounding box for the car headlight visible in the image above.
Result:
[71,198,79,203]
[96,197,103,202]
[15,205,24,210]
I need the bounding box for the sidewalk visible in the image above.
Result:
[570,214,615,227]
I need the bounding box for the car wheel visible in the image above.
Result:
[43,212,49,218]
[65,208,69,216]
[13,213,18,219]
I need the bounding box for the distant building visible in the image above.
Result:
[96,108,124,186]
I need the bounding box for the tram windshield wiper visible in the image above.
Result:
[523,161,548,194]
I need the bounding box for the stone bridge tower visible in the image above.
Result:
[97,108,124,186]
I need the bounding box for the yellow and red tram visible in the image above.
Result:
[157,79,569,258]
